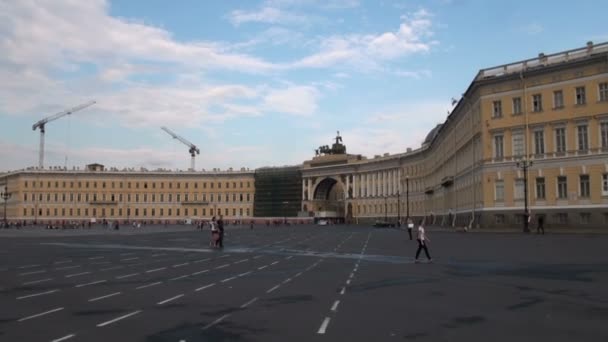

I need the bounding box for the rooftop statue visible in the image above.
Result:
[316,131,346,156]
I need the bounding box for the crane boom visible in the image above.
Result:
[161,126,200,170]
[32,100,96,169]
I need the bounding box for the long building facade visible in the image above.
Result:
[2,42,607,229]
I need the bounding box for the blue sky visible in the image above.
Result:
[1,0,607,171]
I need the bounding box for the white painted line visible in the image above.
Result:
[238,271,252,277]
[18,264,41,269]
[349,273,354,279]
[56,265,80,271]
[157,294,184,305]
[17,289,59,300]
[172,263,189,268]
[218,254,231,258]
[136,281,162,290]
[331,300,340,312]
[191,269,209,276]
[266,284,280,293]
[51,333,76,342]
[88,292,121,302]
[215,264,230,270]
[169,275,189,281]
[23,278,53,285]
[294,272,303,278]
[116,272,138,279]
[340,287,346,295]
[240,297,258,308]
[151,253,166,257]
[317,317,331,334]
[89,256,105,260]
[146,267,166,273]
[253,255,263,259]
[121,257,139,261]
[282,278,292,284]
[65,271,91,278]
[19,270,47,276]
[270,261,279,266]
[202,314,230,330]
[257,265,268,270]
[18,307,64,322]
[54,260,72,265]
[193,258,210,263]
[91,261,111,265]
[221,276,237,283]
[101,265,124,271]
[75,279,107,288]
[285,256,293,260]
[195,283,215,292]
[234,259,249,264]
[97,310,142,327]
[346,279,351,285]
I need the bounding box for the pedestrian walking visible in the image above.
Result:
[407,217,414,240]
[210,216,219,247]
[415,221,432,263]
[537,215,545,235]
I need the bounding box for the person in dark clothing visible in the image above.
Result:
[415,221,432,263]
[406,218,414,240]
[537,216,545,235]
[217,215,225,248]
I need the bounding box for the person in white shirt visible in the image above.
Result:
[415,221,432,263]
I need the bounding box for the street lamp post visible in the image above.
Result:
[516,160,533,233]
[384,196,388,223]
[397,190,400,227]
[406,176,410,223]
[2,186,11,227]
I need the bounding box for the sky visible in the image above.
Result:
[1,0,607,172]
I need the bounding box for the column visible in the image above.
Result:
[345,174,350,199]
[367,173,371,197]
[308,179,313,201]
[302,179,307,201]
[353,174,357,199]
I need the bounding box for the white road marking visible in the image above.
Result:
[121,257,139,261]
[285,256,293,260]
[257,265,268,270]
[135,281,162,290]
[101,265,124,271]
[23,278,53,285]
[65,271,91,278]
[349,273,354,279]
[282,278,292,284]
[88,292,121,302]
[19,270,47,276]
[202,314,230,330]
[266,284,280,293]
[18,307,64,322]
[151,253,166,257]
[340,287,346,295]
[195,283,215,292]
[75,279,106,288]
[97,310,142,327]
[120,252,136,256]
[346,279,351,285]
[270,261,279,266]
[221,276,237,283]
[317,317,331,334]
[18,264,41,269]
[234,259,249,264]
[157,294,184,305]
[91,261,111,265]
[294,272,303,278]
[54,260,72,264]
[240,297,258,308]
[89,256,105,260]
[116,272,139,279]
[238,271,252,277]
[253,255,263,259]
[331,300,340,312]
[169,275,189,281]
[215,264,230,269]
[51,333,76,342]
[17,289,59,300]
[146,267,166,273]
[56,265,80,271]
[193,258,210,263]
[191,269,209,276]
[172,263,189,268]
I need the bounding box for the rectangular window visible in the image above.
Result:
[226,182,230,189]
[494,135,504,159]
[557,176,568,199]
[555,127,566,153]
[580,213,591,224]
[512,97,522,115]
[532,94,543,112]
[492,100,502,118]
[580,175,590,198]
[536,177,545,199]
[514,179,524,200]
[218,182,221,189]
[232,208,236,216]
[512,130,524,157]
[600,82,608,102]
[225,208,229,216]
[184,208,188,216]
[601,122,608,150]
[603,174,608,196]
[495,180,504,201]
[176,208,180,216]
[575,86,586,105]
[577,125,588,152]
[553,90,564,108]
[246,208,250,216]
[185,182,188,189]
[534,130,545,155]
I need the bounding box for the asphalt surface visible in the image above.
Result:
[0,224,607,342]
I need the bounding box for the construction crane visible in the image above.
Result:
[161,126,200,171]
[32,100,96,169]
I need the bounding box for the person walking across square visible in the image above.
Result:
[415,221,432,263]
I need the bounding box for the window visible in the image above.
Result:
[603,174,608,196]
[600,82,608,102]
[601,122,608,150]
[225,208,229,216]
[233,182,236,188]
[218,182,221,189]
[534,130,545,155]
[575,86,586,105]
[226,182,230,189]
[512,130,524,157]
[495,180,504,201]
[580,175,590,198]
[492,100,502,118]
[553,90,564,108]
[185,182,188,189]
[176,208,180,216]
[532,94,542,112]
[580,213,591,224]
[577,125,588,152]
[536,177,545,199]
[233,208,236,216]
[494,134,504,159]
[512,97,522,115]
[102,182,106,189]
[247,193,250,202]
[555,127,566,153]
[144,182,148,189]
[514,179,524,200]
[557,176,567,199]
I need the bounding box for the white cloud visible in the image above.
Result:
[228,6,308,26]
[394,69,432,79]
[263,85,320,116]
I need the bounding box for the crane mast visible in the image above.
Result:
[32,101,96,169]
[161,127,200,171]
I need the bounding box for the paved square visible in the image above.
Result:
[0,225,607,341]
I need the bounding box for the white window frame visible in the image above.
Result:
[512,130,524,157]
[532,94,543,112]
[600,121,608,150]
[514,179,524,200]
[557,176,568,199]
[579,174,590,198]
[553,90,564,108]
[493,134,504,159]
[577,124,589,152]
[554,126,567,153]
[536,177,545,199]
[602,174,608,196]
[599,82,608,102]
[492,100,502,118]
[495,180,504,201]
[534,129,545,155]
[512,97,522,115]
[575,86,586,105]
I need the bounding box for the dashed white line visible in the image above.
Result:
[88,292,121,302]
[172,263,189,268]
[349,273,354,279]
[65,271,91,278]
[120,252,136,256]
[253,255,263,259]
[19,270,47,276]
[257,265,268,270]
[56,265,80,271]
[234,259,249,264]
[157,294,184,305]
[294,272,303,278]
[195,283,215,292]
[317,317,331,334]
[121,257,139,261]
[193,258,210,263]
[146,267,167,273]
[238,271,252,277]
[221,276,237,283]
[282,278,292,284]
[75,279,107,288]
[191,269,209,276]
[285,256,293,260]
[169,275,189,281]
[340,287,346,295]
[240,297,258,308]
[202,314,230,330]
[91,261,111,265]
[101,265,124,271]
[116,272,139,279]
[18,264,42,270]
[346,279,351,285]
[53,260,72,265]
[23,278,53,285]
[331,300,340,312]
[17,289,60,300]
[18,307,64,322]
[151,253,166,257]
[266,284,281,293]
[51,333,76,342]
[215,264,230,270]
[136,281,162,290]
[97,310,142,327]
[270,261,279,266]
[89,256,105,260]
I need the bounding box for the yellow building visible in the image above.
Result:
[0,164,255,224]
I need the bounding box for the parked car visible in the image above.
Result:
[317,219,329,226]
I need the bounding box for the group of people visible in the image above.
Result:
[208,215,225,248]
